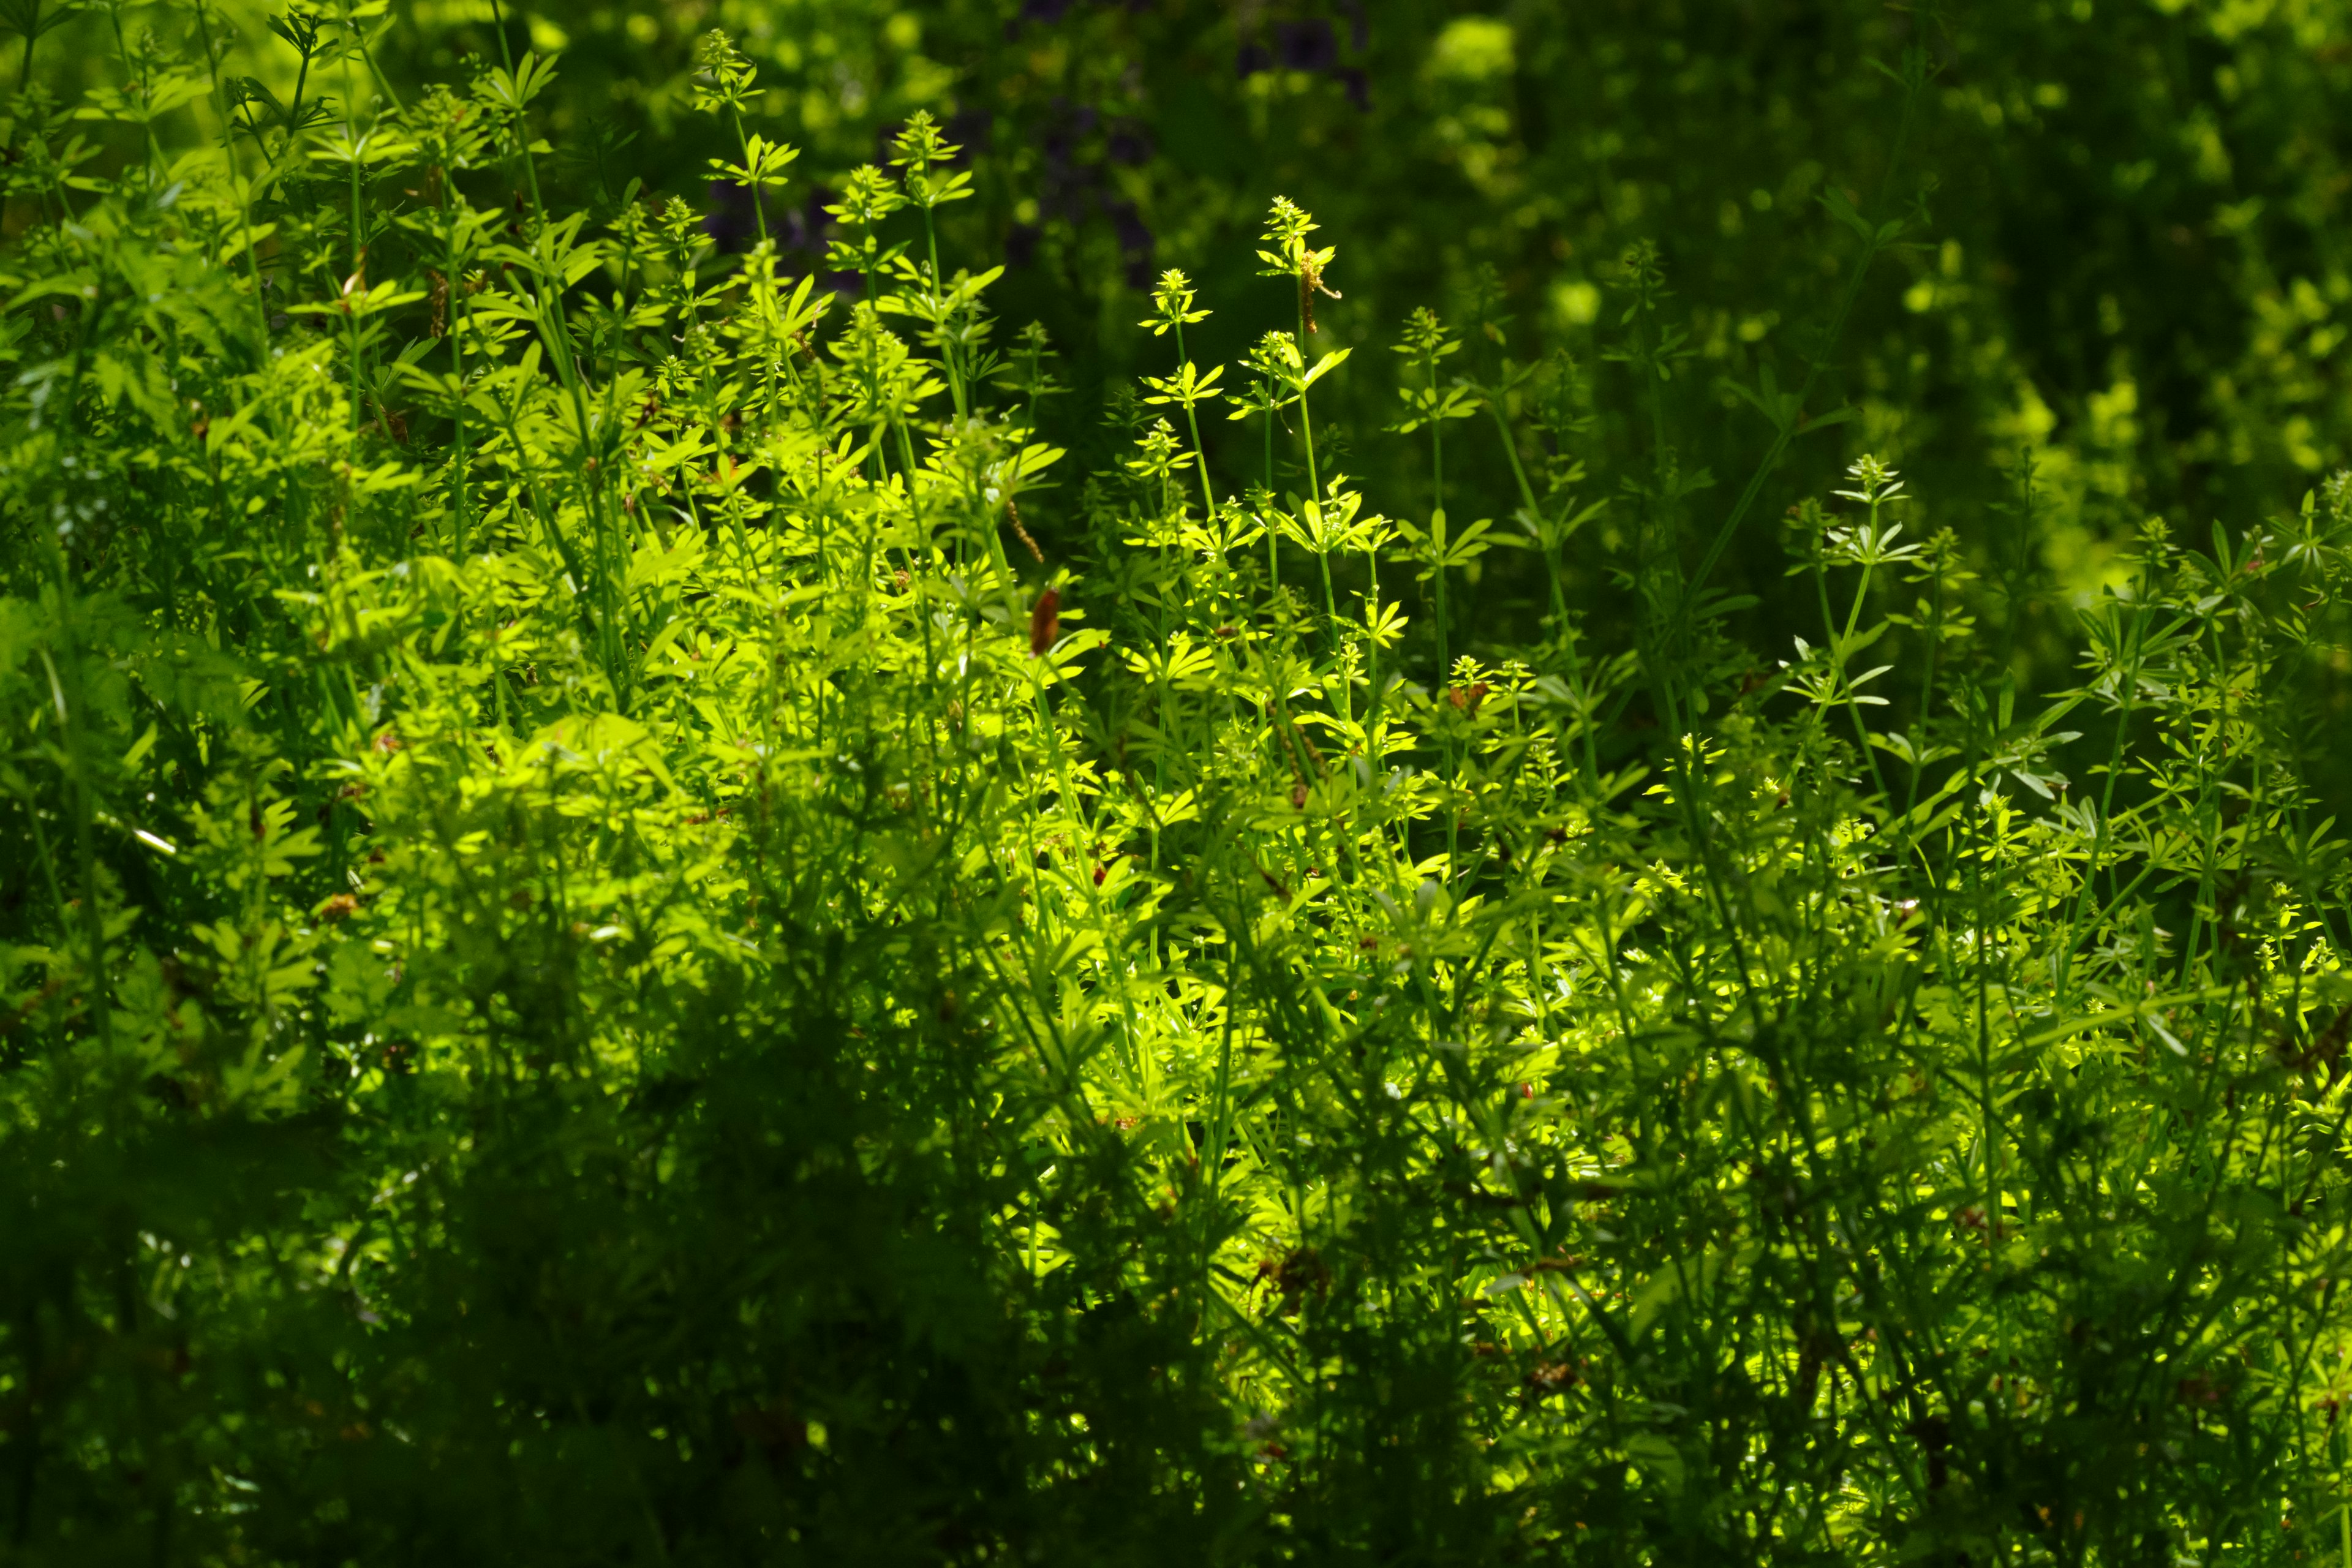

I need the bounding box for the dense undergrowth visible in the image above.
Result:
[9,2,2352,1564]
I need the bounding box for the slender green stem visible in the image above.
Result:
[1173,317,1216,522]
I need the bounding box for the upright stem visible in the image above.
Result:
[1297,376,1322,503]
[104,2,167,176]
[1427,347,1450,687]
[346,129,366,441]
[488,0,632,703]
[1262,385,1279,592]
[1683,43,1926,612]
[921,203,967,424]
[12,0,39,96]
[1172,318,1216,522]
[440,173,473,562]
[729,105,769,245]
[190,1,276,356]
[0,0,40,235]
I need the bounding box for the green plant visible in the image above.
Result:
[7,7,2352,1565]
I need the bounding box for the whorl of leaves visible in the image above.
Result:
[4,6,2352,1564]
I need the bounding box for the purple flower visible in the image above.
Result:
[1236,40,1272,77]
[946,109,991,162]
[704,179,761,254]
[1110,197,1156,285]
[1276,18,1336,72]
[1109,200,1153,257]
[1107,121,1152,165]
[778,187,833,269]
[1335,0,1368,53]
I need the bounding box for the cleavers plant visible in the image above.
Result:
[5,7,2352,1565]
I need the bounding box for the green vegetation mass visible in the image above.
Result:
[10,0,2352,1561]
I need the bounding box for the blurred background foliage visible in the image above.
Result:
[24,0,2352,671]
[14,0,2352,1557]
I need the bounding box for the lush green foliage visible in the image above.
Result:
[315,0,2352,682]
[12,1,2352,1563]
